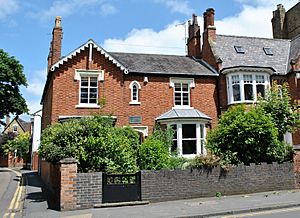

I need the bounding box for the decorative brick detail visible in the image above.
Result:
[141,162,295,202]
[59,158,78,211]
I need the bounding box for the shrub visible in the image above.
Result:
[39,116,139,173]
[137,138,170,170]
[206,105,291,165]
[257,82,300,139]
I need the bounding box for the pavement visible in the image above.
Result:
[17,170,300,218]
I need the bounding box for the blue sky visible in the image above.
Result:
[0,0,298,126]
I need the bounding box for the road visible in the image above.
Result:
[0,168,23,218]
[222,206,300,218]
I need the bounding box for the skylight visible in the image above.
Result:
[263,47,273,55]
[234,46,245,54]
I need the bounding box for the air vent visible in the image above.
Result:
[263,47,273,55]
[234,46,245,54]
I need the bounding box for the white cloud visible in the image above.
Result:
[102,0,299,55]
[26,69,47,97]
[100,3,117,16]
[155,0,193,15]
[0,0,19,20]
[102,22,186,55]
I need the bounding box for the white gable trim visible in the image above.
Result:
[50,39,129,74]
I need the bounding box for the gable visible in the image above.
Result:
[50,39,128,74]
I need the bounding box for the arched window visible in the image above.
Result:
[129,81,141,104]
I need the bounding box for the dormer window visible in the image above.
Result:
[263,47,273,55]
[234,46,245,54]
[129,81,141,105]
[170,78,195,108]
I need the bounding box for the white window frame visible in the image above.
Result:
[167,121,207,158]
[129,81,141,105]
[170,78,195,109]
[74,70,104,108]
[226,72,270,104]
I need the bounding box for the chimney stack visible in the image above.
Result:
[202,8,217,67]
[271,4,286,39]
[187,14,201,58]
[48,16,63,71]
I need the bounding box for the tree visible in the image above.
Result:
[206,105,291,165]
[0,49,28,126]
[257,82,300,140]
[4,132,30,163]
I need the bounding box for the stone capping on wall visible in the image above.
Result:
[40,159,299,211]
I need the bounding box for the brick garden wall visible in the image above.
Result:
[40,159,297,211]
[141,162,295,202]
[75,173,102,209]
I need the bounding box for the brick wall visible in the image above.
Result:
[75,173,102,209]
[40,159,296,210]
[141,162,295,202]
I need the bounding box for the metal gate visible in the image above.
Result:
[102,172,141,203]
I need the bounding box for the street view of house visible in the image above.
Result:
[0,0,300,217]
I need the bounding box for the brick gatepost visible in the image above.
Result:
[293,150,300,188]
[60,158,78,210]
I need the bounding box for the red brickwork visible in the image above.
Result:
[42,46,219,133]
[31,152,39,171]
[59,158,77,211]
[0,153,24,167]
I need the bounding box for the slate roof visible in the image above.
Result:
[110,52,218,76]
[290,35,300,66]
[18,118,31,132]
[156,108,211,121]
[214,35,291,75]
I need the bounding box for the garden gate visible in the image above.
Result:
[102,172,141,203]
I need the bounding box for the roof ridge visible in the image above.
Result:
[111,52,186,57]
[217,34,291,42]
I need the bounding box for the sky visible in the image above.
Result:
[0,0,298,126]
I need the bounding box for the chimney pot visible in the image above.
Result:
[55,16,62,28]
[206,8,215,27]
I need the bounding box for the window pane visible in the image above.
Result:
[132,85,137,101]
[89,98,97,104]
[232,75,240,84]
[243,75,253,83]
[256,75,265,83]
[81,77,88,86]
[257,84,265,98]
[182,124,196,138]
[233,84,241,101]
[171,140,177,153]
[171,125,177,139]
[175,93,181,105]
[244,84,253,100]
[200,124,204,138]
[182,140,196,154]
[90,77,98,87]
[182,83,188,91]
[182,93,189,105]
[175,83,181,91]
[80,98,88,103]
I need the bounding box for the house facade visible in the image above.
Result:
[41,4,300,157]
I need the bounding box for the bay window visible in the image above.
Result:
[227,73,270,104]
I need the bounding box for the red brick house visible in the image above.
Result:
[41,5,300,157]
